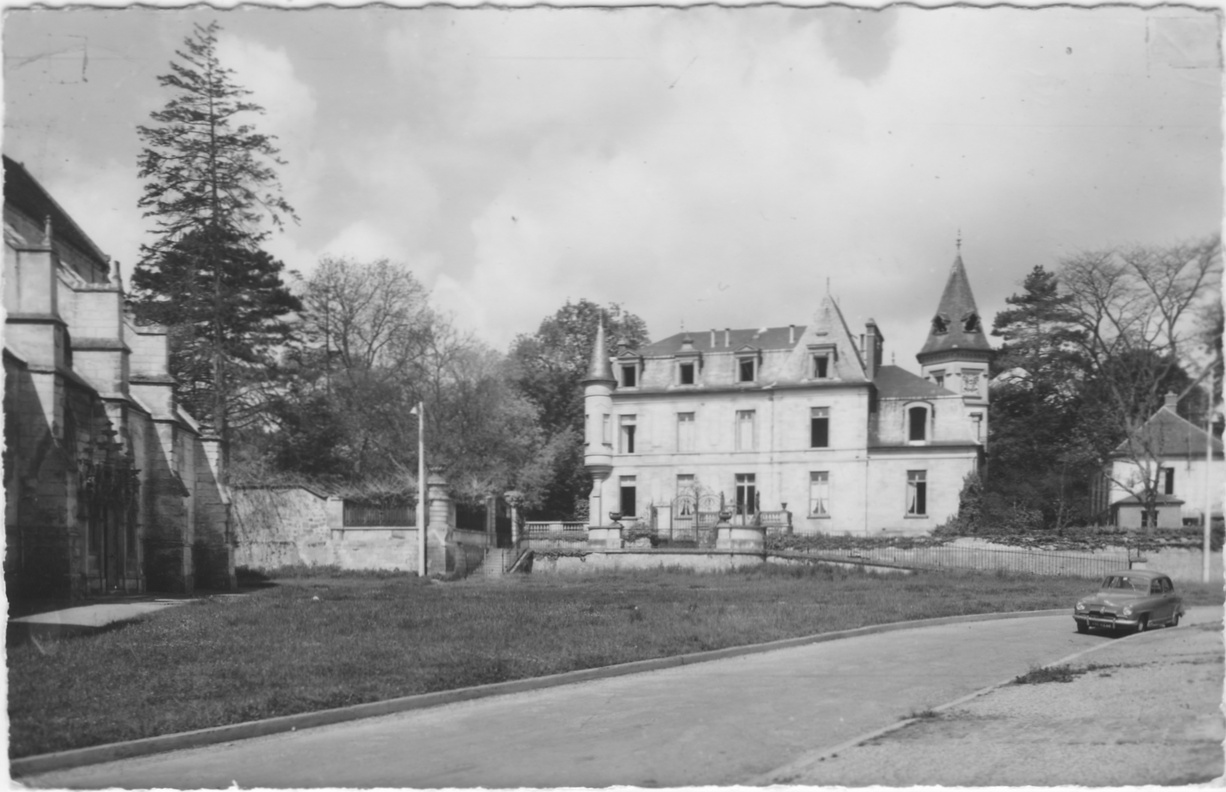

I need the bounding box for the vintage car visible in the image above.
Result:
[1073,569,1184,634]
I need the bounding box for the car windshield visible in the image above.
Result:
[1100,575,1149,592]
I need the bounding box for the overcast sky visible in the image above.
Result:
[4,5,1222,372]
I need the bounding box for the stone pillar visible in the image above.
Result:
[587,513,623,549]
[505,490,524,544]
[426,468,454,575]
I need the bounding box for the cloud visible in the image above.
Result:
[215,32,323,214]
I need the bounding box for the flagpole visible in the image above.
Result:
[416,401,426,578]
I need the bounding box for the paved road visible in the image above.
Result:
[26,611,1115,789]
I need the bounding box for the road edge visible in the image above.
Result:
[11,608,1065,778]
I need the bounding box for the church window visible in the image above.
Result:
[736,410,756,451]
[619,415,637,454]
[809,472,830,517]
[810,407,830,448]
[677,412,695,452]
[908,405,929,442]
[906,470,927,516]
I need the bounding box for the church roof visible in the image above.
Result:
[918,253,992,359]
[3,155,111,278]
[873,365,953,399]
[1112,401,1224,458]
[640,325,806,356]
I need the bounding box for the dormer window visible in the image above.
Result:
[908,405,930,442]
[738,356,756,383]
[962,312,981,333]
[807,343,837,380]
[621,364,637,388]
[932,314,950,335]
[678,361,695,385]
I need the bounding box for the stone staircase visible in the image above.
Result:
[470,547,530,580]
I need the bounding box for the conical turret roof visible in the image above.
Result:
[583,314,617,384]
[918,252,993,360]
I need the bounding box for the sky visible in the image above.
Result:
[4,5,1222,373]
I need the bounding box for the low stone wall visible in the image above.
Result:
[1131,546,1223,584]
[233,487,424,573]
[531,549,766,574]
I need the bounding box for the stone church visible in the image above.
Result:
[583,250,992,537]
[4,155,233,599]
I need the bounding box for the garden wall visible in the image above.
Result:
[231,486,422,573]
[531,549,765,574]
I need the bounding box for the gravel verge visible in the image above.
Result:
[762,609,1224,787]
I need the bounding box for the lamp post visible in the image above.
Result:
[412,401,426,577]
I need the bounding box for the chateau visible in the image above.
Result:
[583,251,992,537]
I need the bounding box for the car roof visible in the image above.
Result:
[1105,569,1168,580]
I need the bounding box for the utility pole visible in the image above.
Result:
[1205,370,1214,584]
[413,401,426,578]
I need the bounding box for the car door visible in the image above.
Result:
[1149,577,1175,623]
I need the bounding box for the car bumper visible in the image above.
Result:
[1073,614,1140,629]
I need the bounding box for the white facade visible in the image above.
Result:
[583,256,993,537]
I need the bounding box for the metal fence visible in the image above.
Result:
[803,544,1130,579]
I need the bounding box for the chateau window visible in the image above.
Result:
[1162,467,1175,496]
[907,470,927,516]
[932,370,945,389]
[970,411,983,442]
[678,361,695,385]
[809,471,830,517]
[675,475,695,518]
[735,473,757,516]
[601,414,610,445]
[735,410,756,451]
[808,344,837,380]
[619,475,637,518]
[621,364,638,388]
[677,412,695,452]
[619,415,637,454]
[738,356,756,383]
[810,407,830,448]
[908,405,929,442]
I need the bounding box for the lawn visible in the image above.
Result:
[8,564,1223,759]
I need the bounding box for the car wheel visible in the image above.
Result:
[1170,613,1181,627]
[1136,615,1149,633]
[1076,621,1089,634]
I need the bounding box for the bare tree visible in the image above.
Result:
[1061,236,1222,529]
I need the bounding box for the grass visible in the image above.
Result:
[7,565,1223,759]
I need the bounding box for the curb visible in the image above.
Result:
[11,608,1066,778]
[748,612,1215,786]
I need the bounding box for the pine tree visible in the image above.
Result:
[132,21,299,474]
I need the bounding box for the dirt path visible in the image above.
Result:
[759,610,1224,787]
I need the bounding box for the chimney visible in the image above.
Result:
[864,320,879,380]
[1164,391,1179,410]
[710,329,716,347]
[789,324,795,344]
[725,328,730,348]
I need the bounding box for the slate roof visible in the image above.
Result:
[918,253,992,358]
[584,316,616,383]
[1112,404,1224,458]
[639,326,806,356]
[872,365,953,399]
[3,155,111,276]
